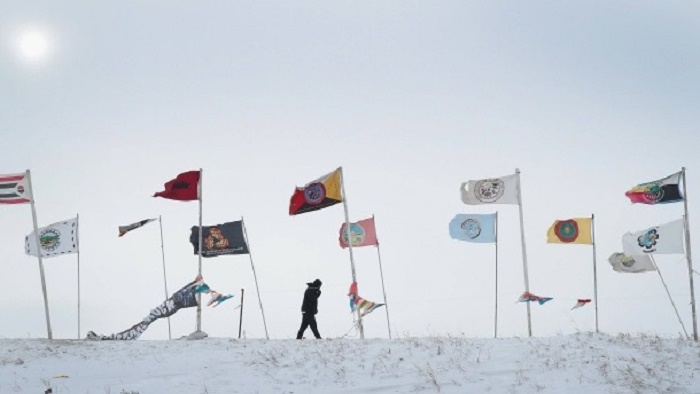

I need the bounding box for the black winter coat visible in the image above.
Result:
[301,286,321,314]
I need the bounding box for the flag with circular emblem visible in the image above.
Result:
[289,168,343,216]
[546,218,592,244]
[0,172,31,204]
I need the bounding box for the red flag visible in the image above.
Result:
[339,217,379,248]
[153,171,200,201]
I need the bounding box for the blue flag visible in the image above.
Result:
[449,213,497,243]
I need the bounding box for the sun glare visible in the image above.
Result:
[15,28,52,63]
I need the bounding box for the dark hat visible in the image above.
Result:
[308,279,322,287]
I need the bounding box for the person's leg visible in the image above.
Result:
[309,315,321,339]
[296,314,310,339]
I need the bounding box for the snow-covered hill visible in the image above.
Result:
[1,333,698,393]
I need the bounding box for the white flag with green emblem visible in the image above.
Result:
[460,173,519,205]
[26,217,79,258]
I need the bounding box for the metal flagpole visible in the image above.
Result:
[196,168,203,333]
[494,211,499,339]
[77,213,81,339]
[682,167,698,341]
[650,255,689,338]
[238,288,245,339]
[241,217,270,339]
[373,215,392,339]
[591,213,599,333]
[515,168,532,337]
[158,215,172,340]
[26,170,53,339]
[340,167,364,339]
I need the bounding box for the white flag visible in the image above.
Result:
[26,217,79,258]
[622,218,685,256]
[460,174,519,205]
[607,252,656,273]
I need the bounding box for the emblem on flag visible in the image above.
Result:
[554,220,579,243]
[475,179,505,203]
[40,228,62,252]
[304,183,326,205]
[637,228,660,253]
[0,172,32,204]
[461,218,482,239]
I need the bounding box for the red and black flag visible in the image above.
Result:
[0,172,31,204]
[154,171,200,201]
[190,220,249,257]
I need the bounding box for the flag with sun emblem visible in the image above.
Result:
[546,218,592,245]
[622,218,685,255]
[339,217,379,248]
[460,174,518,205]
[25,217,79,258]
[449,213,497,243]
[289,168,343,215]
[625,171,683,205]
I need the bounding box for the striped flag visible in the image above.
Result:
[0,172,31,204]
[348,282,385,318]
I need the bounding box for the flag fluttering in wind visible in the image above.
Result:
[339,217,379,248]
[153,171,200,201]
[608,252,656,273]
[25,217,78,258]
[289,168,343,215]
[190,220,249,257]
[571,299,591,310]
[518,292,552,305]
[448,213,497,243]
[546,218,592,244]
[348,282,385,318]
[0,172,31,204]
[625,171,683,205]
[622,218,685,255]
[460,174,518,205]
[119,218,157,237]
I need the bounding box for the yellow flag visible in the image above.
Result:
[547,218,592,244]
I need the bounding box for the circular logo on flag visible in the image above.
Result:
[637,228,659,253]
[39,228,61,252]
[304,182,326,205]
[554,220,579,243]
[16,185,25,195]
[460,218,482,239]
[343,223,366,246]
[620,255,637,268]
[474,179,505,203]
[642,183,664,204]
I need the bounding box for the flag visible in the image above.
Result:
[153,171,200,201]
[518,292,552,305]
[546,218,592,244]
[190,220,249,257]
[448,213,497,243]
[460,174,518,205]
[348,282,385,318]
[622,218,685,255]
[339,217,379,248]
[26,217,78,258]
[607,252,656,273]
[119,218,157,237]
[289,168,343,215]
[571,299,591,310]
[625,171,683,205]
[0,172,31,204]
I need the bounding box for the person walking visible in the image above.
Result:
[296,279,322,339]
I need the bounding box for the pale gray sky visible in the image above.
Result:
[1,2,699,340]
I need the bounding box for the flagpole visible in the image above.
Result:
[651,255,689,337]
[196,168,203,333]
[494,211,499,339]
[77,213,81,339]
[591,213,599,333]
[26,170,53,340]
[515,168,532,337]
[158,215,172,340]
[340,167,364,339]
[373,215,392,339]
[241,217,270,339]
[682,167,698,341]
[238,288,245,339]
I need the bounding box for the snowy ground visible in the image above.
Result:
[1,333,699,393]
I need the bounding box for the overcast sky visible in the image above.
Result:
[1,1,699,340]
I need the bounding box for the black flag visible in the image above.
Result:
[190,220,249,257]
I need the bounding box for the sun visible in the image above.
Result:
[15,28,52,63]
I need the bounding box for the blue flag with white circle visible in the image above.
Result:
[449,213,497,243]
